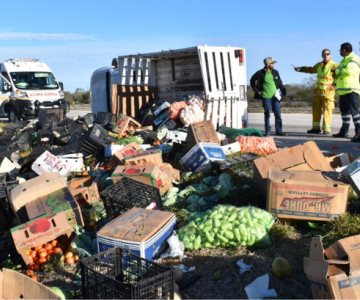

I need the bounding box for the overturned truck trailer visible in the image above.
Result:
[91,45,248,129]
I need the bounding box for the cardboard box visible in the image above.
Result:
[68,176,100,205]
[342,159,360,196]
[267,170,349,221]
[113,115,141,135]
[11,212,74,264]
[159,162,180,182]
[97,207,176,260]
[253,141,333,193]
[304,235,360,299]
[9,173,67,216]
[110,142,143,165]
[0,268,60,299]
[124,149,163,166]
[186,120,220,148]
[24,187,84,227]
[179,142,226,173]
[111,165,171,195]
[31,150,72,177]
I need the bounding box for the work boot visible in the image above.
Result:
[351,135,360,143]
[307,128,321,134]
[276,131,287,136]
[332,131,349,138]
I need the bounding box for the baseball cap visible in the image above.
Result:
[263,57,277,65]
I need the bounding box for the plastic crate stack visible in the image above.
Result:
[80,247,173,299]
[100,177,162,220]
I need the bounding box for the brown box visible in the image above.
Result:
[253,141,333,193]
[110,142,143,166]
[68,176,100,205]
[111,165,171,195]
[24,187,84,227]
[267,170,349,221]
[124,149,163,166]
[113,115,141,136]
[0,268,60,299]
[9,173,67,215]
[10,211,74,264]
[186,120,219,148]
[159,163,180,182]
[304,235,360,299]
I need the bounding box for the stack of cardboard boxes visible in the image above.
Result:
[252,141,351,222]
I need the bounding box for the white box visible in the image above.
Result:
[97,208,176,260]
[180,142,226,173]
[221,142,241,155]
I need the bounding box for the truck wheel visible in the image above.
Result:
[8,107,19,123]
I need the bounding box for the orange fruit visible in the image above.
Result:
[38,257,47,265]
[25,270,34,276]
[51,239,58,247]
[64,251,73,259]
[53,247,63,254]
[65,257,75,265]
[31,274,38,282]
[44,243,53,251]
[38,251,47,258]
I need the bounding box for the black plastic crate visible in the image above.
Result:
[78,113,95,128]
[101,177,162,220]
[212,153,258,171]
[89,124,115,147]
[81,136,104,158]
[80,247,173,299]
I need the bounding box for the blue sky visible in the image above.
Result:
[1,0,359,92]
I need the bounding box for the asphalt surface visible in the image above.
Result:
[248,112,360,156]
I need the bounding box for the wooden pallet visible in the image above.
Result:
[111,85,157,119]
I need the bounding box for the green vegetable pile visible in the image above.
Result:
[178,205,275,249]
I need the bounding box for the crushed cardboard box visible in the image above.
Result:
[253,141,333,193]
[111,165,171,195]
[267,170,349,221]
[304,235,360,299]
[11,211,74,264]
[0,268,60,299]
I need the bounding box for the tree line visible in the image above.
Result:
[64,78,320,107]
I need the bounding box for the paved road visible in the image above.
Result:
[248,112,360,156]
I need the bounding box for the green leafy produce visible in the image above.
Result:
[178,205,275,249]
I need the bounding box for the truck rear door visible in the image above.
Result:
[197,46,248,129]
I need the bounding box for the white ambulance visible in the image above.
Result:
[0,58,66,122]
[91,45,248,129]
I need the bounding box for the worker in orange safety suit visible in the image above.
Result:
[294,49,337,135]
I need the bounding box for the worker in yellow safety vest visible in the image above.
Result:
[294,49,337,135]
[332,42,360,142]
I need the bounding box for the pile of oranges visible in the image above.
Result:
[24,237,79,281]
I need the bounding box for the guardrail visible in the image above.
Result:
[69,104,91,111]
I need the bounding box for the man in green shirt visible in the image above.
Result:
[250,57,287,136]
